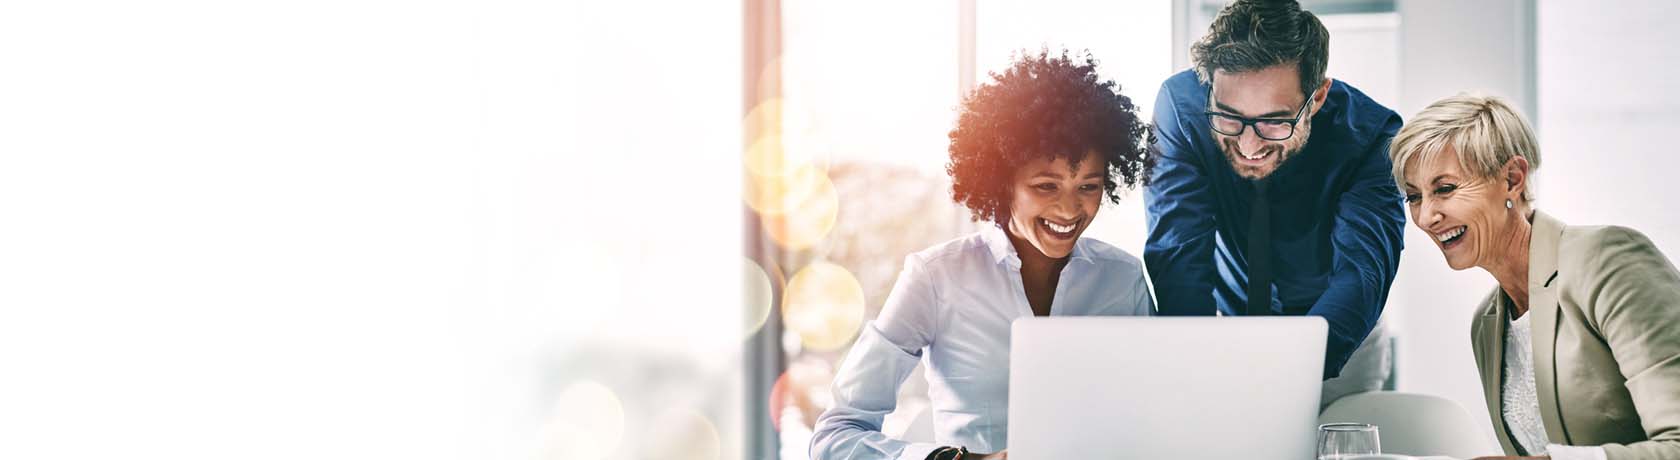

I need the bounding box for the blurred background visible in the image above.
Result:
[2,0,1677,459]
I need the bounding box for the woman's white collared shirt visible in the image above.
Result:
[809,226,1155,460]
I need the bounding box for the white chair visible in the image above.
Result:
[1318,391,1495,459]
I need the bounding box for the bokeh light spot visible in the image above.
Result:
[742,92,832,219]
[759,167,838,251]
[643,409,722,460]
[542,381,624,460]
[742,159,825,215]
[781,261,864,351]
[743,258,775,339]
[742,98,827,177]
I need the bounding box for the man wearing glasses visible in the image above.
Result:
[1144,0,1405,406]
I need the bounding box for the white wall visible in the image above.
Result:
[1395,0,1536,119]
[1536,0,1680,251]
[1320,12,1399,107]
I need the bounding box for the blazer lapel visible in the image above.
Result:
[1474,292,1518,454]
[1528,210,1569,444]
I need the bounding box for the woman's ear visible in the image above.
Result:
[1505,156,1531,194]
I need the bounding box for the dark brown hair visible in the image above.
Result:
[1191,0,1330,97]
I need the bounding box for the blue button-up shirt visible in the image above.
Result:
[1143,69,1405,379]
[810,225,1153,460]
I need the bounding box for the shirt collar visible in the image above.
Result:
[980,223,1094,268]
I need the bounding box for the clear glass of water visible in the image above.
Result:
[1317,423,1380,459]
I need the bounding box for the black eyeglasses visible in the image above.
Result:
[1204,92,1314,141]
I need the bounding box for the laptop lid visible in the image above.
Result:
[1007,316,1327,459]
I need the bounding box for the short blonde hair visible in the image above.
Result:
[1390,93,1540,201]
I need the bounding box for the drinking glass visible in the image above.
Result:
[1317,423,1380,459]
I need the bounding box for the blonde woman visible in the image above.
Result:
[1390,93,1680,460]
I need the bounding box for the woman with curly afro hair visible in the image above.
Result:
[811,49,1155,460]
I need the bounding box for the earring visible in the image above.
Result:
[1505,199,1514,209]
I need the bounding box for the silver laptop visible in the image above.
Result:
[1007,317,1327,459]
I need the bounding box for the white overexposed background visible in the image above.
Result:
[0,1,743,459]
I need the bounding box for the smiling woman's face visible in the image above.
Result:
[1402,145,1517,271]
[1005,150,1106,259]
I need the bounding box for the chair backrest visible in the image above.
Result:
[1318,391,1495,459]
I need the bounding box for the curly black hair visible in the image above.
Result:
[946,48,1153,226]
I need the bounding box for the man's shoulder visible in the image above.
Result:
[1164,68,1202,88]
[1324,79,1402,142]
[1153,70,1212,150]
[1160,69,1207,104]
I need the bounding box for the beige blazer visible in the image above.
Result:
[1470,210,1680,459]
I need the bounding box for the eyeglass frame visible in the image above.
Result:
[1203,89,1317,141]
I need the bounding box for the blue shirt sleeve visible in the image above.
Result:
[1143,81,1221,316]
[1308,130,1405,379]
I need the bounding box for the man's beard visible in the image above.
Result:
[1220,123,1311,180]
